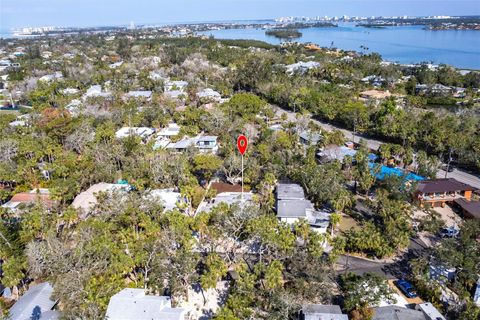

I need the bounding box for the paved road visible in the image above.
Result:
[274,105,480,189]
[335,237,430,279]
[437,168,480,190]
[336,255,395,278]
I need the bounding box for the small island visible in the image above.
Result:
[266,28,302,39]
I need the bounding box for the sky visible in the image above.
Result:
[1,0,480,30]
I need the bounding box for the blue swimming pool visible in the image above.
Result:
[369,163,425,181]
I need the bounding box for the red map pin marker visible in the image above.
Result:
[237,135,248,155]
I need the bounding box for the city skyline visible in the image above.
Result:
[2,0,480,29]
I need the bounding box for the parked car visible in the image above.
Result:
[439,227,459,238]
[395,279,418,298]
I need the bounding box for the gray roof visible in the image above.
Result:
[299,132,322,145]
[277,183,305,200]
[415,303,445,320]
[474,278,480,304]
[302,304,348,320]
[167,138,196,150]
[307,209,331,228]
[277,199,312,218]
[8,283,57,320]
[318,146,357,162]
[197,136,217,142]
[39,310,61,320]
[198,192,254,213]
[105,288,187,320]
[372,306,426,320]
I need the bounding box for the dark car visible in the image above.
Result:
[395,279,418,298]
[439,227,459,238]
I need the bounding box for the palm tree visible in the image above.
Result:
[330,212,342,237]
[330,189,353,236]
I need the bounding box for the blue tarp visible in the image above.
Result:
[369,163,425,181]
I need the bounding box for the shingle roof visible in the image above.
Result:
[416,178,476,194]
[454,198,480,218]
[72,183,125,213]
[8,283,57,320]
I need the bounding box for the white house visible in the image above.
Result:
[196,136,219,153]
[157,123,181,138]
[125,90,153,101]
[38,72,63,83]
[165,135,219,154]
[115,127,155,139]
[285,61,320,75]
[83,85,112,100]
[109,61,124,69]
[164,80,188,92]
[154,123,182,149]
[197,192,254,214]
[276,183,330,233]
[196,88,222,102]
[61,88,80,95]
[145,189,186,213]
[105,288,188,320]
[9,114,30,127]
[66,99,82,116]
[149,72,168,81]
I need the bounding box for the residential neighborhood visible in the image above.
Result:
[1,5,480,320]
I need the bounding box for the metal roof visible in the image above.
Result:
[105,288,188,320]
[276,183,305,200]
[277,199,312,218]
[302,304,348,320]
[318,146,357,162]
[415,303,445,320]
[299,131,322,144]
[126,90,152,98]
[372,306,426,320]
[8,283,57,320]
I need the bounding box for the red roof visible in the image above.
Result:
[211,182,243,194]
[10,192,54,207]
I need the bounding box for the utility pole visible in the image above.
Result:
[445,147,453,178]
